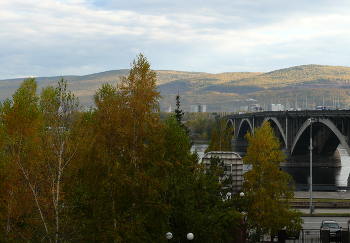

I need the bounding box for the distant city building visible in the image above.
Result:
[190,104,207,113]
[269,104,284,111]
[240,106,248,112]
[190,105,199,112]
[249,104,263,112]
[199,104,207,112]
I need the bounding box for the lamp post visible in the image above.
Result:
[166,232,173,242]
[187,233,194,241]
[226,191,232,201]
[309,118,313,215]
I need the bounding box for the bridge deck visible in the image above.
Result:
[228,110,350,119]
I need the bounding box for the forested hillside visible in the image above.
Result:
[1,64,350,111]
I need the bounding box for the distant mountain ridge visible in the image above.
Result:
[1,64,350,111]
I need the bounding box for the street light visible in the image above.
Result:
[226,191,232,201]
[240,192,244,198]
[187,233,194,241]
[166,232,173,242]
[308,118,314,215]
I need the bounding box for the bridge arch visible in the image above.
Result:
[227,118,234,128]
[291,118,350,156]
[237,118,253,139]
[263,117,287,147]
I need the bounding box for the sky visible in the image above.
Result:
[1,0,350,80]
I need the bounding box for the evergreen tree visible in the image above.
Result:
[174,92,185,128]
[162,115,241,243]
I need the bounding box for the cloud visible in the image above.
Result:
[0,0,350,79]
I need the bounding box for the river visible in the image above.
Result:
[191,142,350,187]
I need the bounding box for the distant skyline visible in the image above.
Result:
[1,0,350,80]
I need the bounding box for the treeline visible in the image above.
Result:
[0,55,242,242]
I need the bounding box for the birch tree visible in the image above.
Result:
[39,78,81,242]
[0,78,50,242]
[243,122,303,241]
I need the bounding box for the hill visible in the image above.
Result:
[1,64,350,111]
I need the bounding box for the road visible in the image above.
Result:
[302,216,350,229]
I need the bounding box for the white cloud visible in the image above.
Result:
[0,0,350,79]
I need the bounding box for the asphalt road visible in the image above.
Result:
[302,216,350,229]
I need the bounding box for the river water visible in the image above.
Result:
[191,142,350,187]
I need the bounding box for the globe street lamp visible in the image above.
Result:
[240,192,244,198]
[226,191,231,201]
[166,232,173,242]
[187,233,194,241]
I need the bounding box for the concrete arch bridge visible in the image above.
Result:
[226,110,350,167]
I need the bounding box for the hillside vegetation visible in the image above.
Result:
[2,64,350,111]
[232,65,350,88]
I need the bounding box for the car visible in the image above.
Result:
[320,220,341,241]
[316,106,326,110]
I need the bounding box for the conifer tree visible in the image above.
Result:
[174,92,185,128]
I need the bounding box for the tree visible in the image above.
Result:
[77,53,166,242]
[0,77,83,242]
[0,78,49,242]
[205,117,234,153]
[242,122,303,241]
[162,115,241,243]
[39,78,81,242]
[174,92,185,128]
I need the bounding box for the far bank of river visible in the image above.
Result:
[191,142,350,188]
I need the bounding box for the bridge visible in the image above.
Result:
[226,110,350,167]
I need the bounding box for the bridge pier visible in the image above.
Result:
[284,149,341,167]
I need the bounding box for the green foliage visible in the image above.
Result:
[0,77,83,242]
[163,115,241,243]
[184,112,217,140]
[0,78,43,242]
[174,92,185,128]
[205,156,234,198]
[205,117,234,153]
[1,55,321,242]
[242,122,303,241]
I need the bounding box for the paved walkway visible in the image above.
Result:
[298,208,350,214]
[294,191,350,215]
[294,191,350,200]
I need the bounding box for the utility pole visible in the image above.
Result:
[306,95,308,110]
[323,94,324,107]
[309,118,313,215]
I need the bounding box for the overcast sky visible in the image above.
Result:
[1,0,350,80]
